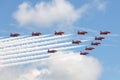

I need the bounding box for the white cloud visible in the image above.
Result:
[18,69,41,80]
[13,0,90,27]
[14,52,102,80]
[98,2,106,11]
[13,0,107,29]
[93,0,107,11]
[0,66,24,80]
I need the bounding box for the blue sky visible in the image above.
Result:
[0,0,120,80]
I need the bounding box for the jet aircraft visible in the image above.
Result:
[100,31,110,35]
[48,49,57,53]
[85,47,95,50]
[95,36,105,40]
[55,31,64,35]
[32,32,41,36]
[80,52,89,55]
[91,42,101,46]
[10,33,20,37]
[72,40,82,44]
[77,31,88,35]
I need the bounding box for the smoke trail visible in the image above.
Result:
[0,52,75,67]
[0,34,51,47]
[0,45,85,66]
[0,45,84,59]
[0,35,26,42]
[1,34,70,54]
[0,38,69,52]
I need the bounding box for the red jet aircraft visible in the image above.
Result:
[95,36,105,40]
[72,40,82,44]
[55,31,64,35]
[91,42,101,46]
[32,32,41,36]
[77,31,88,35]
[80,52,89,55]
[100,31,110,35]
[48,49,57,53]
[10,33,20,37]
[85,47,95,50]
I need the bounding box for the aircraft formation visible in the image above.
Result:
[9,31,110,55]
[0,31,110,67]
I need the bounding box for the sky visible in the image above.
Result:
[0,0,120,80]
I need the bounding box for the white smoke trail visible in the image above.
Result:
[4,42,72,53]
[0,34,71,48]
[0,45,84,63]
[0,34,51,47]
[0,40,71,55]
[0,50,47,59]
[0,35,26,42]
[53,45,85,50]
[0,44,84,59]
[1,53,50,63]
[0,41,71,55]
[6,34,51,43]
[1,46,85,63]
[0,38,89,55]
[0,56,49,68]
[0,34,71,54]
[0,52,75,68]
[0,38,69,52]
